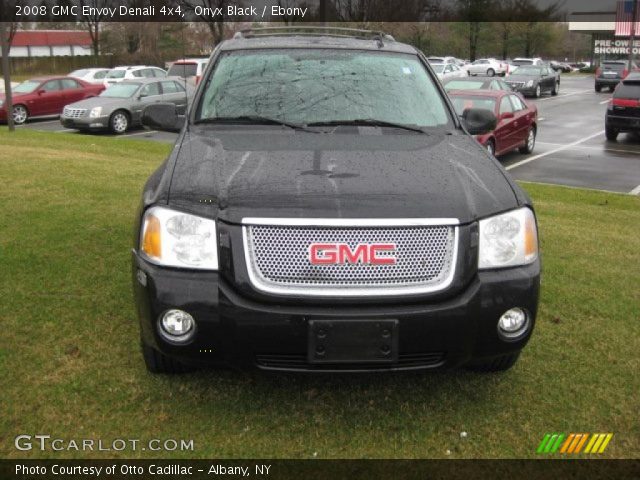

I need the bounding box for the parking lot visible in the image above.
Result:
[12,75,640,195]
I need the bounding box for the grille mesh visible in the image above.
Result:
[63,107,87,118]
[244,224,456,294]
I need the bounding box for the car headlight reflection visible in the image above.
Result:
[526,80,534,87]
[478,207,538,269]
[140,206,218,270]
[89,106,103,118]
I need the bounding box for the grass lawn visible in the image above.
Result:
[0,129,638,459]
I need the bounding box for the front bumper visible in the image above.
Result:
[61,116,109,130]
[132,251,540,372]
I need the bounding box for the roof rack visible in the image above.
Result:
[233,26,395,45]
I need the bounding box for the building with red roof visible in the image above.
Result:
[10,30,93,58]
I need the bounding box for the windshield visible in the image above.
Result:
[106,70,126,79]
[197,49,450,128]
[431,64,445,73]
[445,80,484,90]
[100,83,140,98]
[449,96,496,116]
[512,66,543,75]
[168,63,199,77]
[13,80,41,94]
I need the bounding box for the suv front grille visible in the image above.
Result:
[63,107,87,118]
[242,219,458,297]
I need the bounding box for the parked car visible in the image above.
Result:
[166,58,209,86]
[448,89,538,157]
[443,76,514,92]
[512,58,544,67]
[103,66,167,87]
[431,62,468,81]
[0,76,104,125]
[60,78,190,134]
[69,68,111,84]
[595,60,638,92]
[605,73,640,140]
[505,65,560,98]
[549,61,572,73]
[466,58,507,77]
[133,28,540,375]
[426,56,457,65]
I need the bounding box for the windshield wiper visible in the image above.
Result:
[307,119,428,134]
[194,115,316,133]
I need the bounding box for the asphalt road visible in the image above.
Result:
[15,75,640,195]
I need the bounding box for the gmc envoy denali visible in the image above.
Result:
[132,28,540,374]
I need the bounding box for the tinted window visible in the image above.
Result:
[106,70,126,79]
[153,69,166,77]
[614,83,640,98]
[513,59,533,66]
[94,70,108,79]
[432,64,445,73]
[602,61,626,72]
[499,96,513,114]
[198,49,451,128]
[61,79,80,89]
[513,66,543,76]
[168,63,198,77]
[449,95,496,115]
[140,83,161,96]
[42,80,60,91]
[161,81,183,94]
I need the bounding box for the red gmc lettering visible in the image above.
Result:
[309,243,397,265]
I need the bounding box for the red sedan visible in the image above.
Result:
[448,89,538,156]
[0,76,105,125]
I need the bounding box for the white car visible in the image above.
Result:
[103,66,167,87]
[68,68,111,84]
[512,58,544,67]
[166,58,209,86]
[431,62,468,81]
[466,58,508,77]
[427,56,457,65]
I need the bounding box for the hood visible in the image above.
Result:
[167,127,519,225]
[66,96,128,109]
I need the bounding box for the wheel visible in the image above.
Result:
[466,352,521,372]
[605,126,618,141]
[551,81,559,96]
[519,126,536,154]
[534,84,541,98]
[109,110,129,134]
[12,104,28,125]
[141,341,195,374]
[595,84,602,92]
[485,139,496,156]
[487,68,495,77]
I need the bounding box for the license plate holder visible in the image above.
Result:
[308,319,398,364]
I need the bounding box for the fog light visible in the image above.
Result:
[159,309,195,342]
[497,308,529,339]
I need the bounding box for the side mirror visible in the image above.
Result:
[500,111,515,120]
[461,108,497,135]
[138,93,147,100]
[141,103,185,133]
[37,89,45,95]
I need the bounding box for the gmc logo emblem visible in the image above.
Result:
[309,243,397,265]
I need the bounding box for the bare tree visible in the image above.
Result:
[78,0,113,60]
[178,0,236,45]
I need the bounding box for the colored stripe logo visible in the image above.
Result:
[537,433,613,454]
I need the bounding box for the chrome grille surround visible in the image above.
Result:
[242,218,459,297]
[63,107,87,118]
[507,81,525,89]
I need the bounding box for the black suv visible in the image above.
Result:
[605,73,640,141]
[132,27,540,374]
[595,60,638,92]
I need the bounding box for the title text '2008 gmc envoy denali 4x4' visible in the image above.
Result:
[132,27,540,374]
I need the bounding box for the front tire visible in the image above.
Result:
[109,110,129,134]
[487,68,495,77]
[12,104,28,125]
[534,84,541,98]
[141,342,195,374]
[519,127,536,154]
[466,352,521,372]
[605,126,619,141]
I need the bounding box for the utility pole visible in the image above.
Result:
[0,22,15,132]
[629,0,639,69]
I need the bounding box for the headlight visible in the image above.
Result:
[526,80,534,87]
[478,207,538,269]
[0,100,4,108]
[89,106,103,118]
[140,206,218,270]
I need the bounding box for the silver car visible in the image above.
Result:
[60,78,191,134]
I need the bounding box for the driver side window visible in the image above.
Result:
[140,83,161,97]
[42,80,60,91]
[500,96,514,114]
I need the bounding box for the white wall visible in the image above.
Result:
[7,45,93,58]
